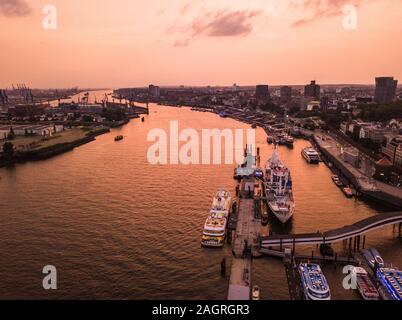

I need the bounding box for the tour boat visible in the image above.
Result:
[211,189,231,216]
[201,190,231,248]
[301,147,320,164]
[352,267,379,300]
[201,210,227,248]
[299,263,331,300]
[264,149,295,223]
[376,268,402,300]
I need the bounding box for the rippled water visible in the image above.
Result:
[0,101,400,300]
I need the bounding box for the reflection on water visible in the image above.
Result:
[0,101,400,300]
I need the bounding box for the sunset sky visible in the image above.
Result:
[0,0,401,88]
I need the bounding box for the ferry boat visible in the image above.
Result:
[201,190,231,248]
[352,267,379,300]
[201,211,227,248]
[301,147,320,164]
[299,263,331,300]
[264,149,295,223]
[376,268,402,300]
[212,189,231,215]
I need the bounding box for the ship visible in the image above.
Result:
[352,267,379,300]
[376,268,402,300]
[264,149,295,223]
[201,189,231,248]
[301,147,320,164]
[234,145,256,180]
[299,263,331,300]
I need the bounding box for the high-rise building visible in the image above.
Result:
[149,85,160,98]
[375,77,398,103]
[255,85,270,100]
[280,86,292,102]
[304,80,320,100]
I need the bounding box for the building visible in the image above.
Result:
[149,85,160,98]
[304,80,320,100]
[255,85,270,100]
[280,86,292,102]
[375,77,398,103]
[382,135,402,168]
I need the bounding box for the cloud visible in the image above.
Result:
[290,0,362,27]
[0,0,32,17]
[173,9,263,47]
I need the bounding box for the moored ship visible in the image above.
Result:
[264,149,295,223]
[376,268,402,300]
[301,147,320,164]
[352,267,379,300]
[201,189,231,248]
[299,263,331,300]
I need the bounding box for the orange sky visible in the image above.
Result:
[0,0,401,88]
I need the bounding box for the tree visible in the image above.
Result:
[2,142,14,158]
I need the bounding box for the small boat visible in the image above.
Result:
[352,267,379,300]
[284,135,294,148]
[114,135,124,142]
[252,286,261,300]
[301,147,320,164]
[342,187,353,198]
[362,248,385,269]
[267,136,274,144]
[331,175,344,187]
[251,123,257,129]
[299,263,331,300]
[141,117,145,122]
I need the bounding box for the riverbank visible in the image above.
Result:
[0,127,110,168]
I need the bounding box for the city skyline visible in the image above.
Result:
[1,0,402,88]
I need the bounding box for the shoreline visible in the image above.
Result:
[0,127,110,168]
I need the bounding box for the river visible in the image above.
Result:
[0,96,400,299]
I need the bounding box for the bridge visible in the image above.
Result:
[261,211,402,249]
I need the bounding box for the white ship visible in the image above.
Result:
[201,189,231,248]
[301,147,320,164]
[299,263,331,300]
[264,149,295,223]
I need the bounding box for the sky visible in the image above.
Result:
[0,0,401,88]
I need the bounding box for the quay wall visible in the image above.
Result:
[313,135,402,208]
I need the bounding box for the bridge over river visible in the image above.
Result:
[261,211,402,249]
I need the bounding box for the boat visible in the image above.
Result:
[252,286,261,300]
[264,149,295,223]
[114,135,124,141]
[331,175,344,188]
[342,187,353,198]
[301,147,320,164]
[201,211,227,248]
[141,117,145,122]
[219,111,228,118]
[352,267,379,300]
[251,123,257,129]
[376,268,402,300]
[284,135,294,148]
[211,189,231,215]
[201,190,231,248]
[267,136,274,144]
[299,263,331,300]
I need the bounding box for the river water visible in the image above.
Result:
[0,95,400,299]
